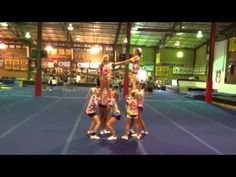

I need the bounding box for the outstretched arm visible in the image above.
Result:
[113,57,136,66]
[113,59,130,66]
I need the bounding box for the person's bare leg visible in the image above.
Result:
[124,118,132,137]
[99,107,103,130]
[129,118,134,134]
[88,121,95,132]
[134,118,141,138]
[132,74,137,90]
[92,115,101,133]
[103,107,108,131]
[100,77,106,93]
[106,78,110,91]
[106,117,117,137]
[139,114,148,132]
[99,107,105,131]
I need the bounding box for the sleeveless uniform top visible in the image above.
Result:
[86,95,98,114]
[108,97,121,116]
[131,55,140,74]
[100,62,113,79]
[137,89,144,108]
[126,97,138,116]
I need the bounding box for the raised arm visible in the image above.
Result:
[113,57,135,66]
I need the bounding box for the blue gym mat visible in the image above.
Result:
[0,86,236,154]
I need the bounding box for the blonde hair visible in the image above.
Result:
[111,90,118,100]
[103,55,109,62]
[130,89,138,99]
[88,87,97,100]
[133,48,142,57]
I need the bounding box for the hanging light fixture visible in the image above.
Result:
[131,26,139,34]
[89,45,101,55]
[0,43,7,49]
[176,32,184,36]
[177,51,184,58]
[196,31,203,38]
[45,45,54,53]
[25,32,31,39]
[123,38,128,43]
[68,23,74,31]
[0,22,8,27]
[175,41,180,46]
[76,35,80,41]
[0,32,8,49]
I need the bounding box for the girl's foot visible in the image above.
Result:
[141,130,149,135]
[136,134,141,140]
[107,136,117,140]
[87,130,94,135]
[100,130,105,135]
[104,130,111,134]
[90,134,100,140]
[131,133,137,137]
[129,129,135,135]
[121,136,128,140]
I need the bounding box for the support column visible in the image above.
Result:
[205,22,216,103]
[153,48,157,77]
[35,22,42,97]
[26,45,31,80]
[123,22,131,98]
[113,44,116,62]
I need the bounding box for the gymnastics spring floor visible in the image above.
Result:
[0,86,236,155]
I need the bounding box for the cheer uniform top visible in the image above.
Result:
[97,88,112,107]
[100,62,113,79]
[108,97,121,120]
[86,94,98,118]
[131,55,140,75]
[126,96,138,118]
[137,89,144,112]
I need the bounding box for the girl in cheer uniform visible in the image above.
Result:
[137,83,148,135]
[86,88,101,140]
[97,88,113,135]
[106,90,121,140]
[86,87,97,135]
[100,55,113,92]
[131,83,148,138]
[113,48,142,90]
[121,90,141,140]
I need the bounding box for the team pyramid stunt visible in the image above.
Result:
[85,48,148,140]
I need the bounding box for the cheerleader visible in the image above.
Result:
[99,55,113,92]
[106,90,121,140]
[132,83,148,138]
[97,88,112,135]
[86,87,97,135]
[121,89,141,140]
[113,48,142,90]
[86,87,101,140]
[137,83,148,135]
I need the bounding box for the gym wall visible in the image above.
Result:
[194,44,208,81]
[0,48,28,79]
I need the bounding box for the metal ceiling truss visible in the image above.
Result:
[220,22,236,37]
[155,22,183,50]
[114,22,122,45]
[7,22,32,45]
[138,28,197,34]
[194,22,236,50]
[39,40,113,48]
[0,37,23,45]
[61,22,73,47]
[2,22,234,50]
